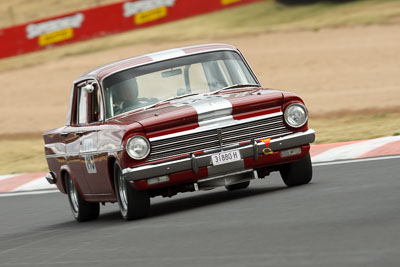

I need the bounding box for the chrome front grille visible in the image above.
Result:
[147,113,292,162]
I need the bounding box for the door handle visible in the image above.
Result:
[60,132,69,137]
[76,131,85,136]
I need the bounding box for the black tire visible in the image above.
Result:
[65,173,100,222]
[114,162,150,221]
[279,152,313,187]
[225,181,250,191]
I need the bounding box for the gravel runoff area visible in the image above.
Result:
[0,24,399,135]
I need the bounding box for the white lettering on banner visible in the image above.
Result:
[123,0,176,17]
[26,13,84,39]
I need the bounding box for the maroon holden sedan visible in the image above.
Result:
[43,43,315,221]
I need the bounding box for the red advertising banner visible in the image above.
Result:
[0,0,262,59]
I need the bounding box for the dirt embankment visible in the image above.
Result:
[1,24,399,135]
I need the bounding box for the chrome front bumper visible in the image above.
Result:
[122,129,315,182]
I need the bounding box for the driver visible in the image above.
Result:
[112,79,138,114]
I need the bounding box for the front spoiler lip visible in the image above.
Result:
[122,129,315,182]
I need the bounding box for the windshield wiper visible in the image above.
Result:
[210,83,261,95]
[143,93,198,110]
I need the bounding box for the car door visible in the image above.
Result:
[63,83,92,195]
[77,81,115,196]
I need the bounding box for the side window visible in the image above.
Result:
[78,88,88,125]
[75,81,103,125]
[89,85,103,123]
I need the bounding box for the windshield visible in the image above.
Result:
[102,51,258,118]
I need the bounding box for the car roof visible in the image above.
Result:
[75,43,238,83]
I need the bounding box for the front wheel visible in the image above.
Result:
[66,173,99,222]
[279,153,313,187]
[114,162,150,221]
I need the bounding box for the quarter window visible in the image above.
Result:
[78,88,88,125]
[75,81,103,125]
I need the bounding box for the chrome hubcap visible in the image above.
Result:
[68,178,79,213]
[118,170,128,211]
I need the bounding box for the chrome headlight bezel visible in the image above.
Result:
[284,103,308,128]
[126,135,150,160]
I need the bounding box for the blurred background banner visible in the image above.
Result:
[0,0,262,59]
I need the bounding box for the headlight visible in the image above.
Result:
[126,136,150,160]
[284,103,308,128]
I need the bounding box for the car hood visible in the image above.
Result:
[115,88,284,138]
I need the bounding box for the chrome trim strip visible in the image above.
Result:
[45,148,122,159]
[149,111,283,142]
[80,150,120,156]
[148,48,185,61]
[222,127,288,142]
[123,129,315,182]
[204,143,239,153]
[151,131,218,148]
[151,139,220,155]
[222,120,282,134]
[122,157,190,175]
[45,154,67,159]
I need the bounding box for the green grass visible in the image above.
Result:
[0,135,48,174]
[1,111,399,174]
[1,0,400,72]
[310,112,400,144]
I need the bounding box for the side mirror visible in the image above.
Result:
[83,84,94,93]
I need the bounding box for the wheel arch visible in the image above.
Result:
[60,167,85,197]
[107,155,118,195]
[59,167,70,193]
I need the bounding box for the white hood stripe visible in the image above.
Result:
[173,95,233,126]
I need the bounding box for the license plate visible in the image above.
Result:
[211,149,241,166]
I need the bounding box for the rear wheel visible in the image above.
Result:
[279,153,312,187]
[114,162,150,221]
[225,181,250,191]
[66,173,99,222]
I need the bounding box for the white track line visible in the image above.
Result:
[313,155,400,167]
[12,176,55,192]
[312,136,400,163]
[0,174,19,182]
[0,189,59,197]
[1,156,399,197]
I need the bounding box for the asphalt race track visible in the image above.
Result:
[1,157,399,267]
